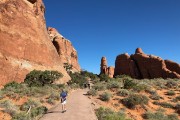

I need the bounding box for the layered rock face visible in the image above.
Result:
[0,0,73,85]
[47,27,80,72]
[114,48,180,79]
[102,48,180,79]
[100,57,114,78]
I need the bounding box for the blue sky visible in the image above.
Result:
[44,0,180,74]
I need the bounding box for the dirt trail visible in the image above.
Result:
[40,89,97,120]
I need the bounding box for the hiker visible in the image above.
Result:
[87,80,91,89]
[60,89,67,113]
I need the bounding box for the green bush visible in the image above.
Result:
[93,82,107,91]
[172,95,180,102]
[87,89,98,96]
[95,107,131,120]
[100,92,112,101]
[174,104,180,114]
[166,90,176,96]
[20,99,40,111]
[68,72,86,88]
[4,81,22,89]
[0,100,19,116]
[121,94,149,109]
[117,89,129,97]
[25,70,63,86]
[143,111,178,120]
[99,74,110,82]
[153,101,174,108]
[47,98,56,105]
[133,83,149,92]
[149,94,161,100]
[166,80,178,88]
[81,70,98,80]
[107,81,120,89]
[123,79,137,89]
[12,113,30,120]
[30,106,47,118]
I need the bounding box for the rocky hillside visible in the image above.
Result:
[101,48,180,79]
[0,0,80,86]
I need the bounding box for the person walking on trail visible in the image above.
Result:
[60,89,67,113]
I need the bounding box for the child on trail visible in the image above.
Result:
[60,89,67,113]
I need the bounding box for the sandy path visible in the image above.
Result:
[40,89,97,120]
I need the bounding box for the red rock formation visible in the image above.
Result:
[165,60,180,75]
[114,48,180,79]
[107,66,115,78]
[0,0,72,86]
[100,57,114,78]
[114,53,140,78]
[100,57,108,75]
[47,27,81,72]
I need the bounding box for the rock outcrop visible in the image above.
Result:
[0,0,80,86]
[47,27,80,72]
[100,57,114,78]
[102,48,180,79]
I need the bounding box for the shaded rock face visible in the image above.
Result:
[114,53,140,78]
[47,27,81,72]
[165,60,180,75]
[0,0,71,86]
[114,48,180,79]
[100,57,114,78]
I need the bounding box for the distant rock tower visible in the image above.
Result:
[100,57,108,74]
[100,57,114,78]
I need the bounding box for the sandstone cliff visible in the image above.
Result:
[0,0,80,86]
[101,48,180,79]
[47,27,80,72]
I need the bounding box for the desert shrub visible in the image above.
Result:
[25,70,63,87]
[117,89,129,97]
[123,79,137,89]
[166,80,178,88]
[81,70,98,80]
[47,98,56,105]
[121,94,149,109]
[143,111,178,120]
[30,106,47,118]
[12,113,30,120]
[172,95,180,102]
[107,81,120,89]
[132,83,148,92]
[100,92,112,101]
[0,100,19,116]
[68,72,86,88]
[99,74,110,82]
[149,94,161,100]
[87,89,98,96]
[174,104,180,114]
[153,101,174,108]
[48,92,59,101]
[166,90,176,96]
[145,89,157,95]
[93,82,107,91]
[20,99,40,111]
[4,81,22,89]
[95,107,131,120]
[2,82,29,96]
